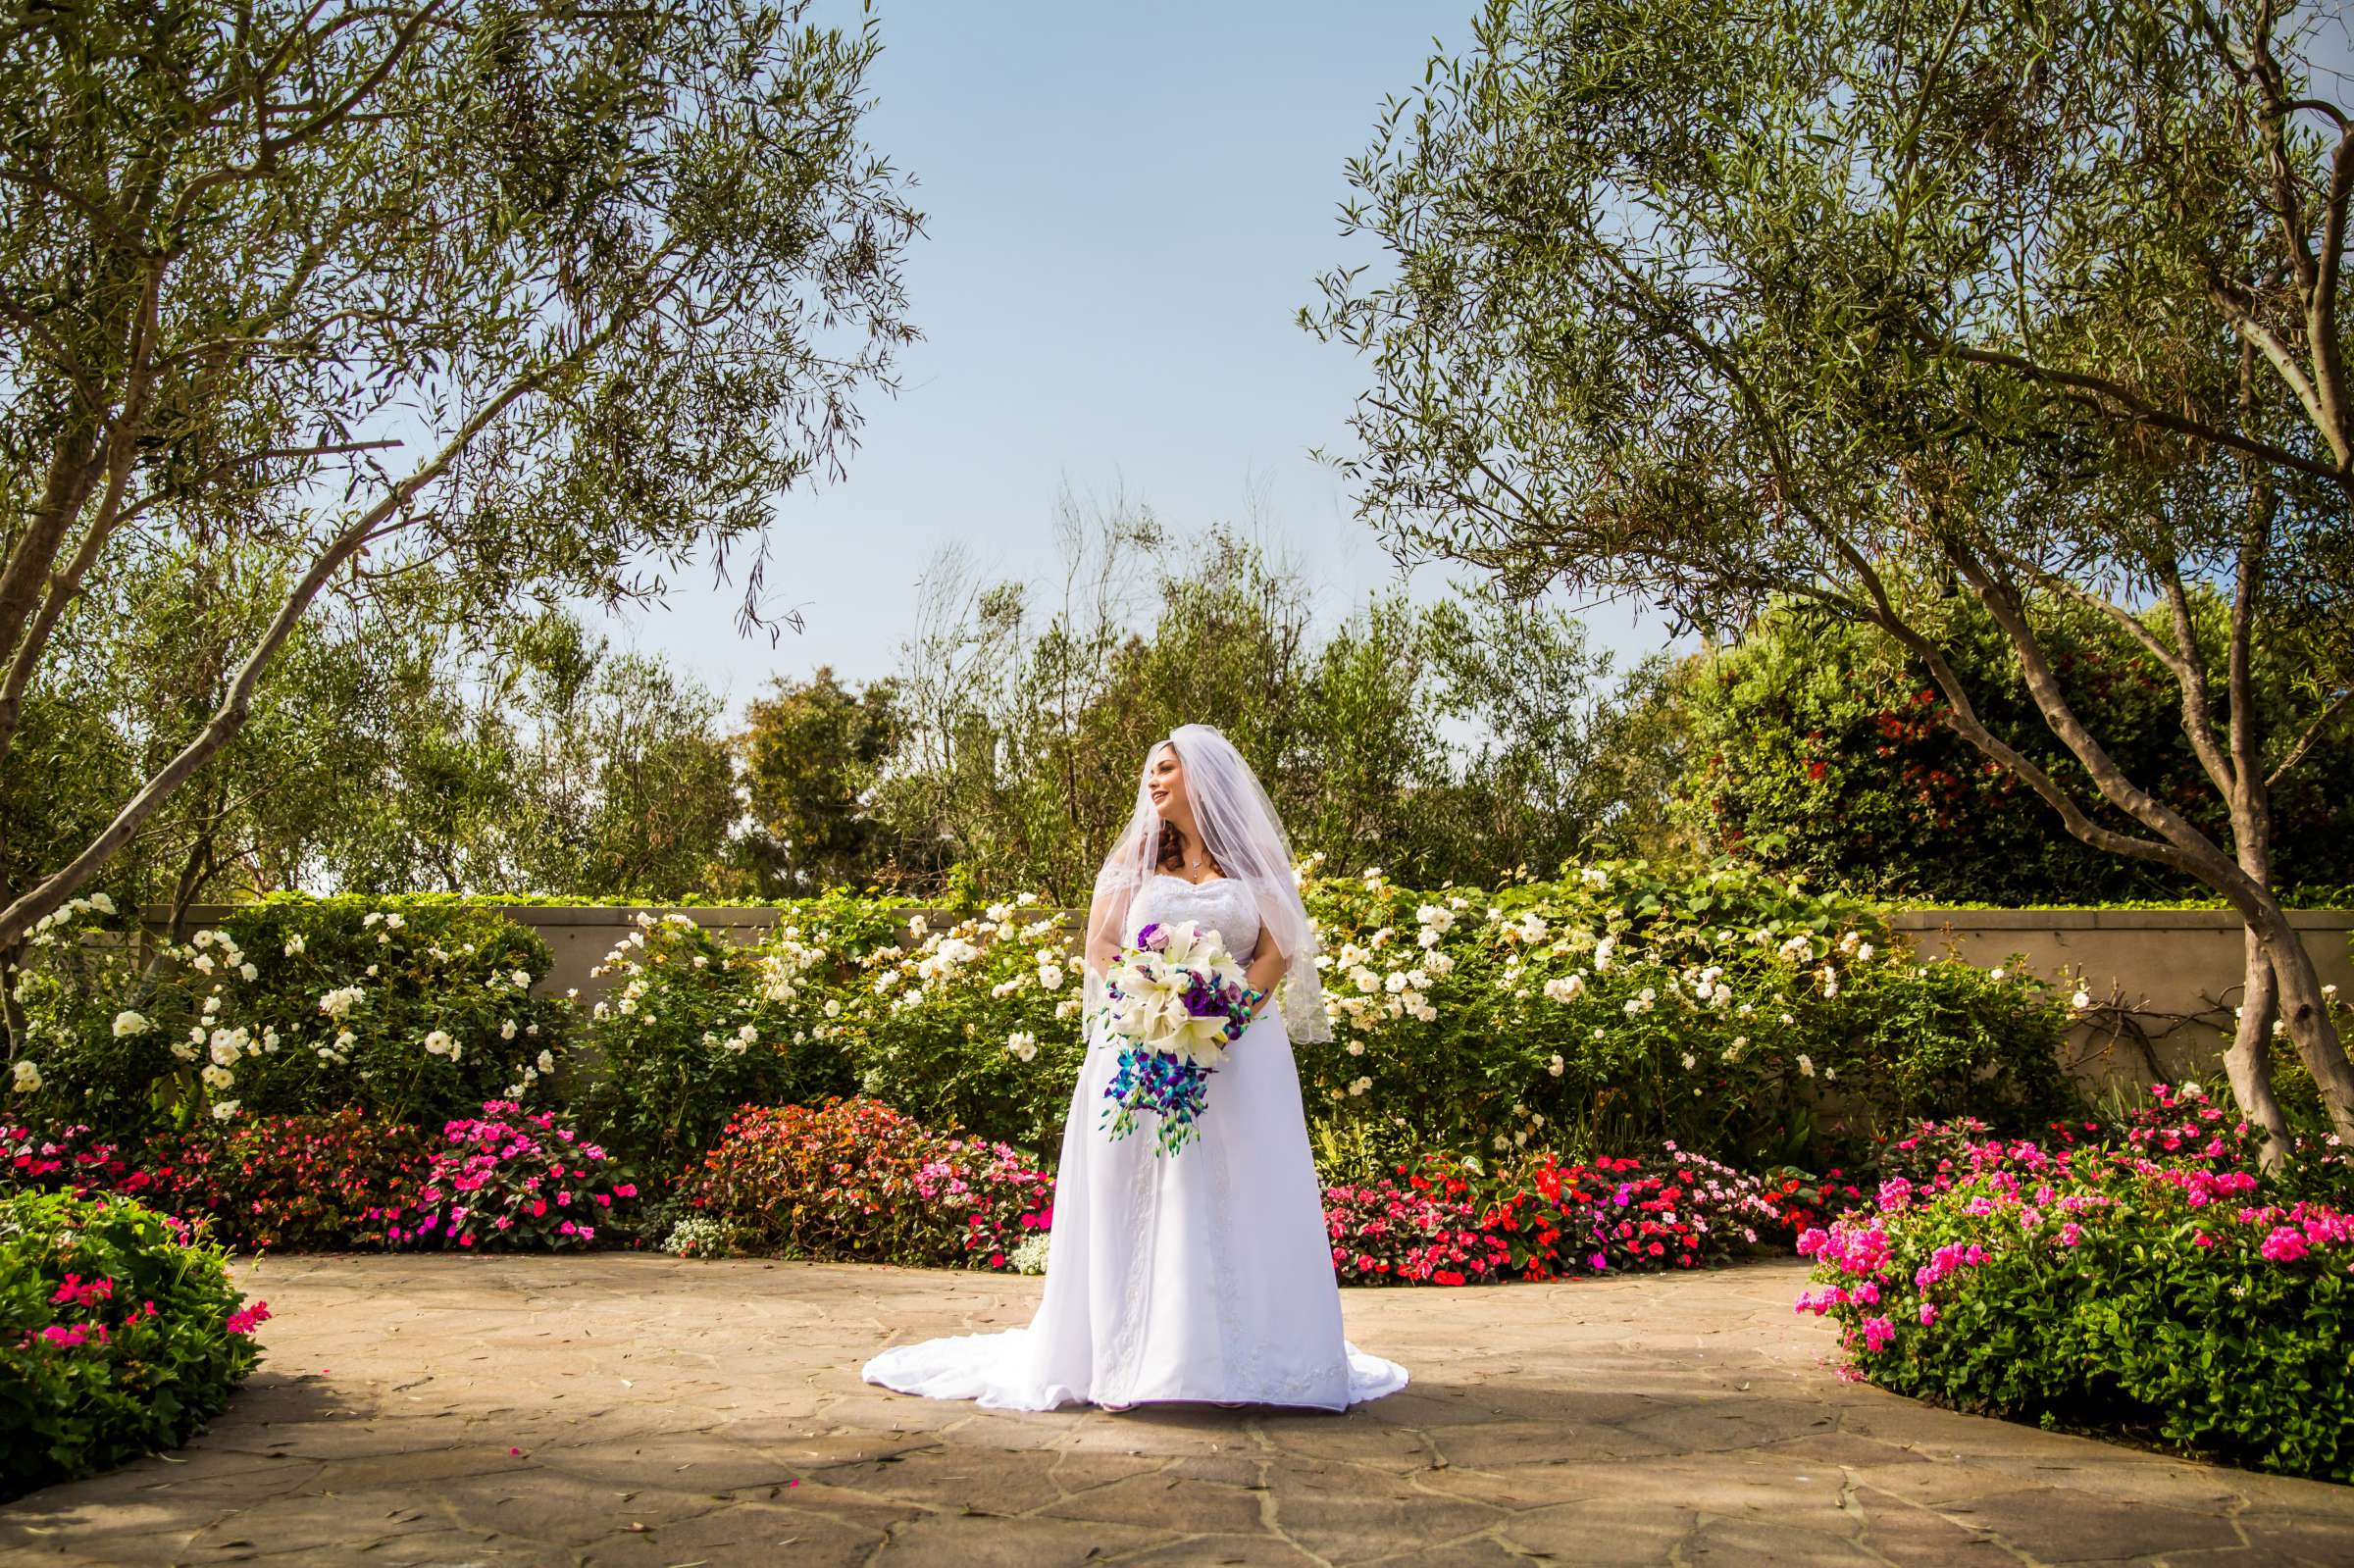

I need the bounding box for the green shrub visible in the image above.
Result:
[1802,1135,2354,1482]
[569,890,911,1177]
[676,1096,1052,1268]
[1,1189,267,1500]
[1287,859,2076,1172]
[12,894,574,1136]
[1681,594,2354,904]
[570,860,2077,1174]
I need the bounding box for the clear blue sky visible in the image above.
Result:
[584,0,1669,720]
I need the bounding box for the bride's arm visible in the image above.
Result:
[1244,931,1288,1000]
[1080,872,1134,1003]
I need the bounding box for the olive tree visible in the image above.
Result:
[0,0,922,953]
[1302,0,2354,1150]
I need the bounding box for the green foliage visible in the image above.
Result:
[675,1096,1053,1268]
[0,1189,265,1501]
[1807,1152,2354,1484]
[1683,595,2354,903]
[848,511,1682,901]
[13,895,573,1136]
[738,665,904,895]
[568,891,913,1179]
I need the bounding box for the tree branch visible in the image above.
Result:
[1946,343,2350,488]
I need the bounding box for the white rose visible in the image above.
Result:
[500,1019,518,1040]
[537,1049,555,1074]
[284,934,306,956]
[113,1010,152,1037]
[11,1059,40,1092]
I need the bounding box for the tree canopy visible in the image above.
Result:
[0,0,924,946]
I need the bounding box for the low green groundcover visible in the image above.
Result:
[1,1189,268,1500]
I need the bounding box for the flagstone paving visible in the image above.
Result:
[3,1253,2351,1566]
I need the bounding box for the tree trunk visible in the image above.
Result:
[2222,928,2292,1172]
[2247,901,2354,1145]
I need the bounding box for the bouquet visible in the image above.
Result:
[1097,920,1263,1155]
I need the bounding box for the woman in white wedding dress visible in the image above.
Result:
[860,724,1409,1412]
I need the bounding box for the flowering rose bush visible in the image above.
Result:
[814,896,1094,1152]
[1801,1088,2354,1482]
[542,859,2078,1175]
[10,894,572,1137]
[383,1100,644,1250]
[1,1189,267,1501]
[569,895,909,1177]
[1290,857,2077,1173]
[675,1096,1053,1269]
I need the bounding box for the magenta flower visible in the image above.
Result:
[2261,1226,2309,1263]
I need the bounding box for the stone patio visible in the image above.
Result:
[3,1254,2350,1566]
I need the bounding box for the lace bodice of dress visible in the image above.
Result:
[1129,874,1260,964]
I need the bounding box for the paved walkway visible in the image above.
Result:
[3,1255,2350,1566]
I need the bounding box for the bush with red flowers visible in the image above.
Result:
[2,1189,267,1502]
[137,1109,438,1252]
[1323,1153,1513,1286]
[1754,1163,1868,1243]
[1473,1144,1784,1279]
[674,1095,1053,1269]
[384,1100,645,1250]
[2,1123,166,1203]
[1323,1143,1785,1286]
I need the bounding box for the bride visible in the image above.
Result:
[861,724,1409,1412]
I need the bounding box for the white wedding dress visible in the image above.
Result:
[861,873,1409,1411]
